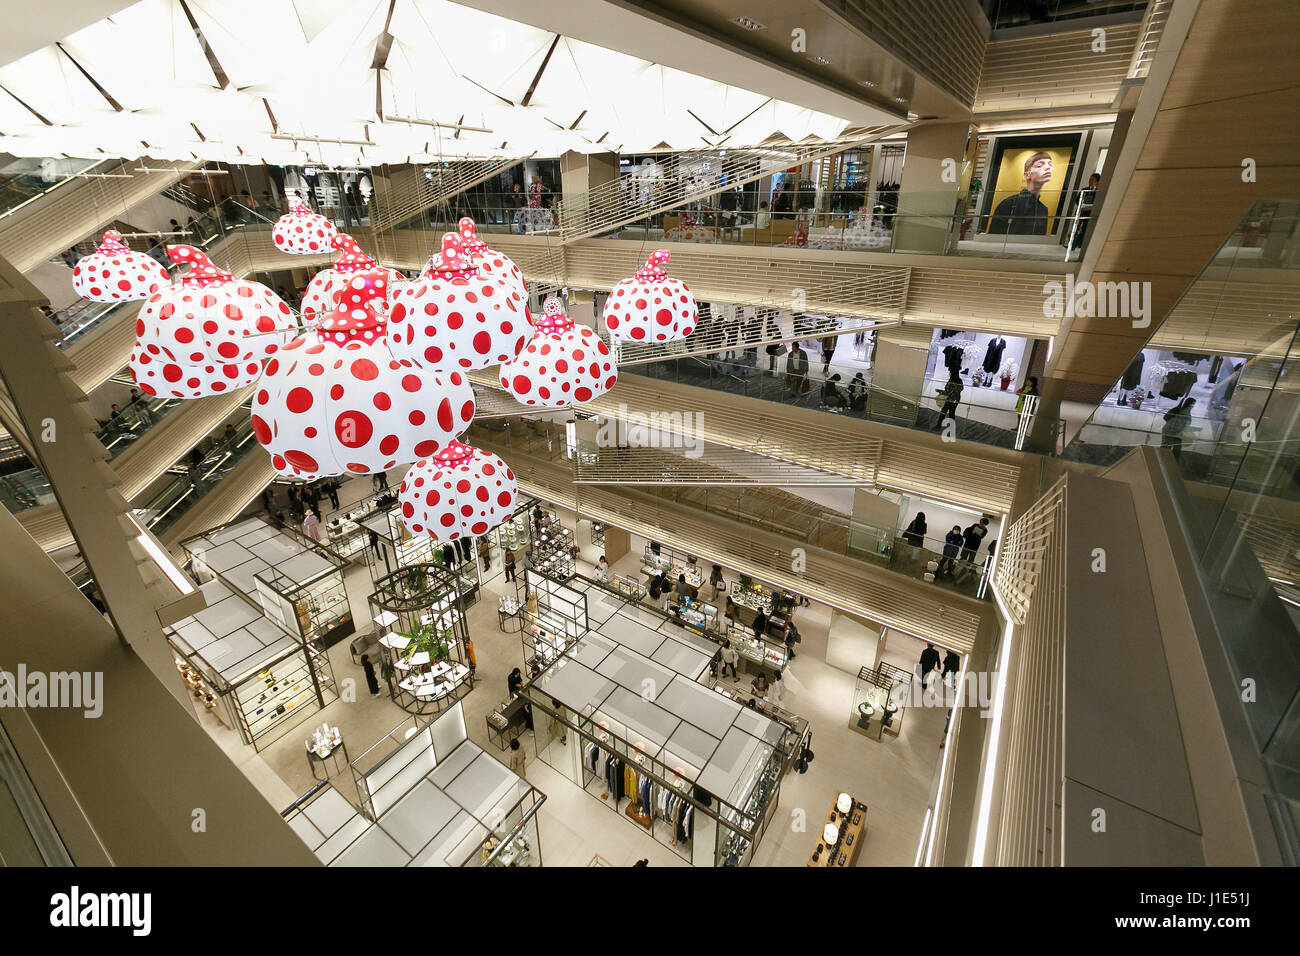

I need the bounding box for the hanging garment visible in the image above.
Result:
[982,337,1007,374]
[943,344,964,373]
[1160,369,1197,400]
[1120,353,1145,390]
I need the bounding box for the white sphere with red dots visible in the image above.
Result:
[130,246,294,399]
[424,217,528,306]
[251,271,475,479]
[389,232,530,371]
[500,296,617,407]
[72,230,169,302]
[397,440,517,541]
[301,233,405,324]
[602,249,697,342]
[272,197,337,255]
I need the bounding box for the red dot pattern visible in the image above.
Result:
[423,243,528,306]
[73,249,168,303]
[301,266,406,324]
[130,280,293,399]
[500,324,617,408]
[387,270,529,371]
[272,203,338,255]
[251,336,476,479]
[398,449,517,542]
[602,275,698,343]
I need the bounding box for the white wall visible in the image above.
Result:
[895,493,1001,550]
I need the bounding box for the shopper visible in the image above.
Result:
[326,478,340,510]
[820,335,837,376]
[709,563,725,599]
[720,641,739,680]
[361,654,381,697]
[504,549,517,582]
[938,525,963,576]
[595,555,609,582]
[751,672,770,700]
[769,670,786,708]
[509,737,527,775]
[751,607,768,638]
[1016,376,1039,416]
[785,343,809,397]
[942,650,961,687]
[478,537,492,571]
[508,667,524,697]
[784,621,799,661]
[918,643,942,691]
[369,529,381,557]
[709,646,722,679]
[548,698,568,745]
[724,595,737,621]
[960,518,990,563]
[301,510,322,543]
[848,372,868,413]
[821,373,847,409]
[675,573,695,603]
[903,511,927,548]
[936,370,963,430]
[1161,397,1196,460]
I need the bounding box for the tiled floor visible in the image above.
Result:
[189,478,944,867]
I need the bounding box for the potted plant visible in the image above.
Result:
[396,622,451,664]
[998,358,1018,391]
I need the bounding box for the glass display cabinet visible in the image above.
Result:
[369,562,474,716]
[726,621,789,674]
[851,664,908,741]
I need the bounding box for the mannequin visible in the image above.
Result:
[1118,352,1145,406]
[982,337,1007,384]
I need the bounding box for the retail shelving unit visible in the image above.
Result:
[283,702,546,867]
[165,576,338,751]
[520,578,809,866]
[642,543,704,589]
[369,562,475,716]
[521,571,589,669]
[726,621,790,675]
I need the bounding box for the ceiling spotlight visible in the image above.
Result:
[893,96,906,103]
[859,79,876,88]
[810,55,831,65]
[730,16,767,30]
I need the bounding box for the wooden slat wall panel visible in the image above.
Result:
[488,439,984,651]
[975,24,1139,114]
[1149,279,1300,356]
[990,477,1067,865]
[905,266,1063,337]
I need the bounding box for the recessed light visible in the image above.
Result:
[810,55,831,65]
[731,16,767,31]
[893,96,906,102]
[859,79,876,87]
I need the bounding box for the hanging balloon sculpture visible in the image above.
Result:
[397,439,517,541]
[72,230,169,302]
[601,249,697,342]
[130,246,294,399]
[500,296,617,407]
[251,270,475,480]
[272,196,337,255]
[389,232,530,370]
[300,233,406,324]
[423,217,528,306]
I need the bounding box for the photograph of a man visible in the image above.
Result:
[988,151,1053,236]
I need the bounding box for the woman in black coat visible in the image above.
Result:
[903,512,927,548]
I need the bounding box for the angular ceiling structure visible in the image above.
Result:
[0,0,860,164]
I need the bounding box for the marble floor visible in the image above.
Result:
[188,478,946,867]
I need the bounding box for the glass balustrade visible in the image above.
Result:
[0,157,101,222]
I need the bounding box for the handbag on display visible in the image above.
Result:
[766,342,787,356]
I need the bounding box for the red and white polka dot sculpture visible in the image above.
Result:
[500,296,617,407]
[602,249,697,343]
[130,246,293,399]
[421,217,528,306]
[397,439,517,541]
[272,197,337,255]
[251,270,475,479]
[301,233,405,324]
[72,230,168,302]
[389,232,529,371]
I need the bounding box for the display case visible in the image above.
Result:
[610,572,646,602]
[726,622,789,674]
[589,521,605,548]
[522,571,588,669]
[369,562,474,716]
[668,595,719,637]
[232,644,336,748]
[254,556,353,648]
[532,521,575,581]
[730,579,776,615]
[642,543,703,588]
[850,664,907,741]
